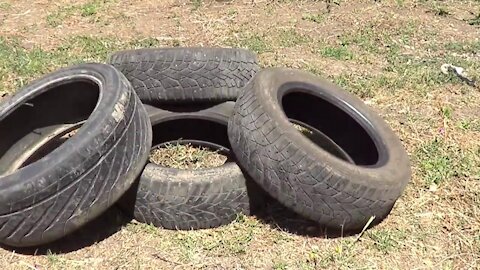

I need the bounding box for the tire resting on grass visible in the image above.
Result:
[0,63,152,247]
[228,68,411,231]
[108,48,260,104]
[119,102,264,230]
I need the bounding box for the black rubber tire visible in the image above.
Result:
[0,63,152,247]
[0,122,83,174]
[228,68,411,231]
[107,47,260,105]
[119,102,264,230]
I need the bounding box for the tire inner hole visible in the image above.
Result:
[150,118,231,170]
[282,91,380,166]
[0,80,99,176]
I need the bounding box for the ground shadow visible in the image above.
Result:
[246,180,389,239]
[0,205,131,255]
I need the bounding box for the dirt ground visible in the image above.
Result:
[0,0,479,269]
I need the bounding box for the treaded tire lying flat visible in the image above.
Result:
[108,48,259,105]
[0,63,152,247]
[228,68,411,231]
[119,102,263,230]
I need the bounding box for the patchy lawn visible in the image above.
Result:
[0,0,479,269]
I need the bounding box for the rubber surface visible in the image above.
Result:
[108,48,259,104]
[120,102,264,230]
[0,122,83,175]
[228,68,411,231]
[0,63,152,247]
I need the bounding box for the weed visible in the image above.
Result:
[81,2,98,17]
[317,239,356,269]
[46,1,110,26]
[302,14,324,24]
[46,6,77,27]
[468,13,480,26]
[441,106,453,120]
[367,229,406,254]
[66,36,121,60]
[458,119,480,132]
[130,37,162,49]
[125,222,159,235]
[432,7,450,17]
[233,33,270,54]
[228,9,238,16]
[416,138,455,186]
[415,137,479,187]
[445,40,480,54]
[273,261,288,270]
[0,2,11,10]
[191,0,202,10]
[333,73,378,98]
[318,45,353,60]
[278,29,310,47]
[46,250,62,265]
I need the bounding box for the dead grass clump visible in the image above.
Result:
[149,143,227,170]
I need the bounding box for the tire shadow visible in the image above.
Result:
[0,206,131,255]
[247,182,388,239]
[253,199,356,239]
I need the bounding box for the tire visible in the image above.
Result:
[0,63,152,247]
[107,47,260,105]
[228,68,411,231]
[0,123,83,175]
[119,102,264,230]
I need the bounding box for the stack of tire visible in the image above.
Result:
[0,47,411,248]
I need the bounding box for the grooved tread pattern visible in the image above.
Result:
[108,48,260,104]
[0,74,152,247]
[132,168,250,230]
[228,80,399,230]
[119,103,260,230]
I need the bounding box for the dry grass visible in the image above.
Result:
[149,143,227,170]
[0,0,479,269]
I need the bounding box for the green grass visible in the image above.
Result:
[0,35,171,93]
[46,0,112,27]
[458,119,480,132]
[272,261,288,270]
[316,239,357,269]
[444,40,480,54]
[0,2,11,10]
[46,6,78,27]
[430,6,450,17]
[125,222,160,235]
[416,138,456,186]
[318,44,354,60]
[171,217,260,262]
[302,14,324,24]
[277,29,311,47]
[468,13,480,26]
[340,19,417,54]
[332,73,380,98]
[81,2,99,17]
[415,137,480,187]
[191,0,203,10]
[232,33,271,54]
[367,229,406,254]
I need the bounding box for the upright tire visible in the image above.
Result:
[228,68,411,231]
[108,47,259,105]
[0,63,152,247]
[119,102,264,230]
